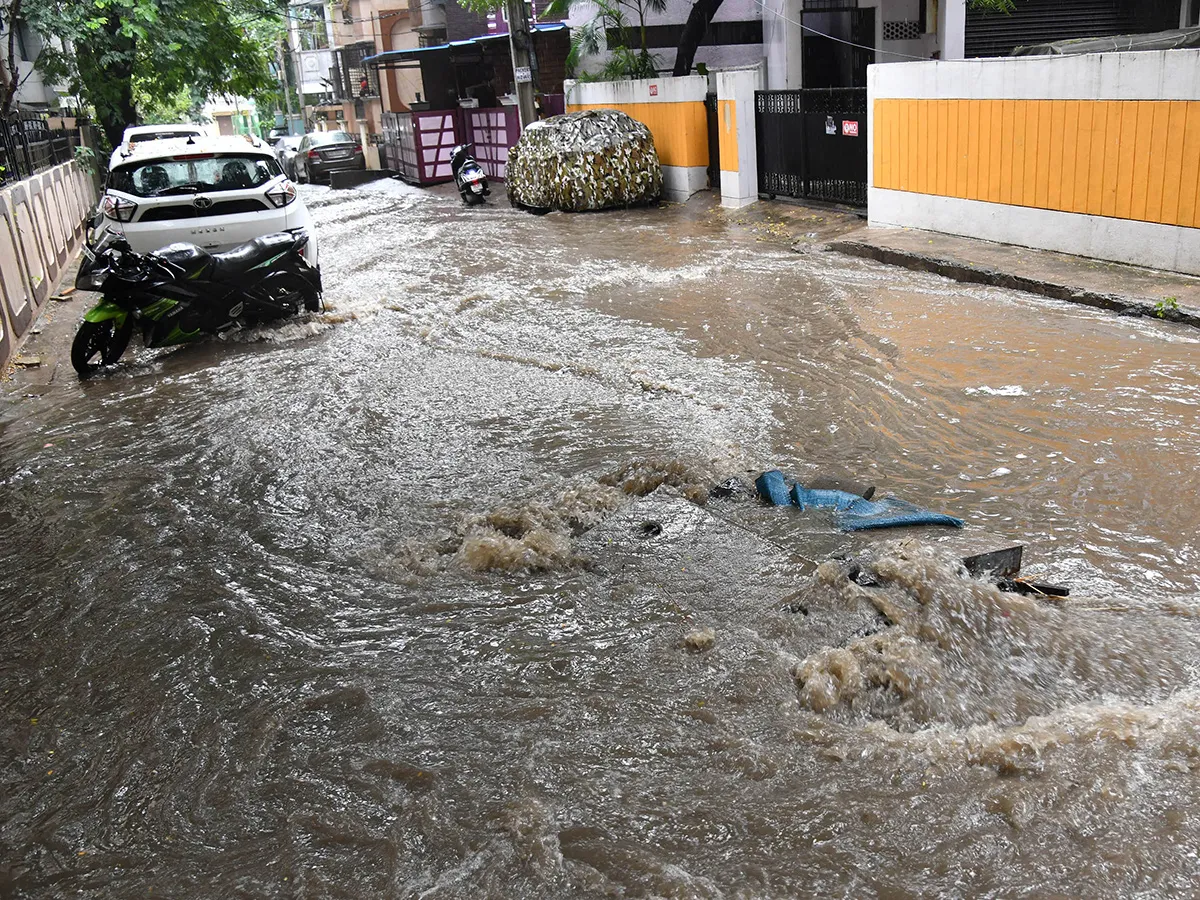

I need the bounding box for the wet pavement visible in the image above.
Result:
[2,181,1200,898]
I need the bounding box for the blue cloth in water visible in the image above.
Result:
[755,469,792,507]
[791,484,964,532]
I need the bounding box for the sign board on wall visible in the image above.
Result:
[842,120,859,137]
[649,84,658,96]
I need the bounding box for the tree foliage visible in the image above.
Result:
[27,0,286,146]
[968,0,1016,11]
[542,0,665,79]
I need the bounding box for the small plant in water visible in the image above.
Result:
[1155,296,1180,319]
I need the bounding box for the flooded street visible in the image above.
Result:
[3,181,1200,897]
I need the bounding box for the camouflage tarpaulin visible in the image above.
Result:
[507,109,663,212]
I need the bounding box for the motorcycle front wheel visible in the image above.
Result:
[71,317,133,376]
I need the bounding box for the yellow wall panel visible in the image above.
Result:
[935,100,949,197]
[873,100,888,189]
[1086,102,1108,215]
[1100,101,1124,218]
[889,99,901,191]
[1129,102,1154,222]
[1160,102,1187,225]
[1114,102,1138,220]
[1034,102,1052,209]
[907,100,920,193]
[1017,101,1035,208]
[568,101,709,168]
[920,101,931,193]
[953,102,969,198]
[1144,102,1170,222]
[1072,101,1093,214]
[1179,103,1200,227]
[872,97,1200,229]
[1047,101,1066,210]
[717,100,738,172]
[999,100,1016,206]
[966,100,981,201]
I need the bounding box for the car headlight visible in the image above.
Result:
[102,195,138,223]
[265,181,297,208]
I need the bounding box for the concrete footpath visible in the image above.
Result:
[827,225,1200,328]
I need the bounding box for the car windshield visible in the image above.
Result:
[109,154,282,197]
[308,131,356,146]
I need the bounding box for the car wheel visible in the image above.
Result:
[297,165,308,185]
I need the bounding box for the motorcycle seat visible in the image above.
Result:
[211,233,297,281]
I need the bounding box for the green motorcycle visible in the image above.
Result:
[72,229,322,376]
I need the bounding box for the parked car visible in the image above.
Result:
[96,134,318,267]
[294,131,366,184]
[273,135,303,180]
[110,123,206,171]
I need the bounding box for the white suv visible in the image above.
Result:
[99,135,318,266]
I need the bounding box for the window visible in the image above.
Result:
[110,155,282,197]
[295,4,330,51]
[307,131,357,145]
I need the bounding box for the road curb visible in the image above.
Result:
[826,239,1200,328]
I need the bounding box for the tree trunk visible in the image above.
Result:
[672,0,724,76]
[1,0,24,117]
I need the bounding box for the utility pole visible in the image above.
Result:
[503,0,538,130]
[278,41,299,133]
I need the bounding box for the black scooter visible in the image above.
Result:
[71,229,322,376]
[450,144,490,205]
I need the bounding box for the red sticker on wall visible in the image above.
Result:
[649,84,658,96]
[842,120,859,137]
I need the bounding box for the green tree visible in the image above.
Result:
[28,0,285,147]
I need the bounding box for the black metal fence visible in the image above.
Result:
[756,87,868,207]
[0,110,93,186]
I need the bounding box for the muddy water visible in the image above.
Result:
[2,182,1200,897]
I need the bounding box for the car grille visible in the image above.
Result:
[137,199,272,222]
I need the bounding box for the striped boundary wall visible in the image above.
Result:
[868,50,1200,276]
[1,161,97,372]
[565,75,709,203]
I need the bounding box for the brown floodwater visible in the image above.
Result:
[2,182,1199,898]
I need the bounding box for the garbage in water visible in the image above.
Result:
[753,469,964,531]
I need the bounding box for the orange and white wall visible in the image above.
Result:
[566,75,710,203]
[868,49,1200,275]
[716,66,764,209]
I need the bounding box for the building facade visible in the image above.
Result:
[569,0,1195,90]
[288,0,443,147]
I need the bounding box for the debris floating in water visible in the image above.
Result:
[684,627,716,652]
[752,469,964,531]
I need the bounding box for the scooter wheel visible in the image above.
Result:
[71,317,133,376]
[464,192,485,206]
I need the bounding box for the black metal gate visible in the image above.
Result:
[705,92,719,190]
[756,87,868,207]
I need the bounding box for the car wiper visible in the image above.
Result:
[154,183,205,196]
